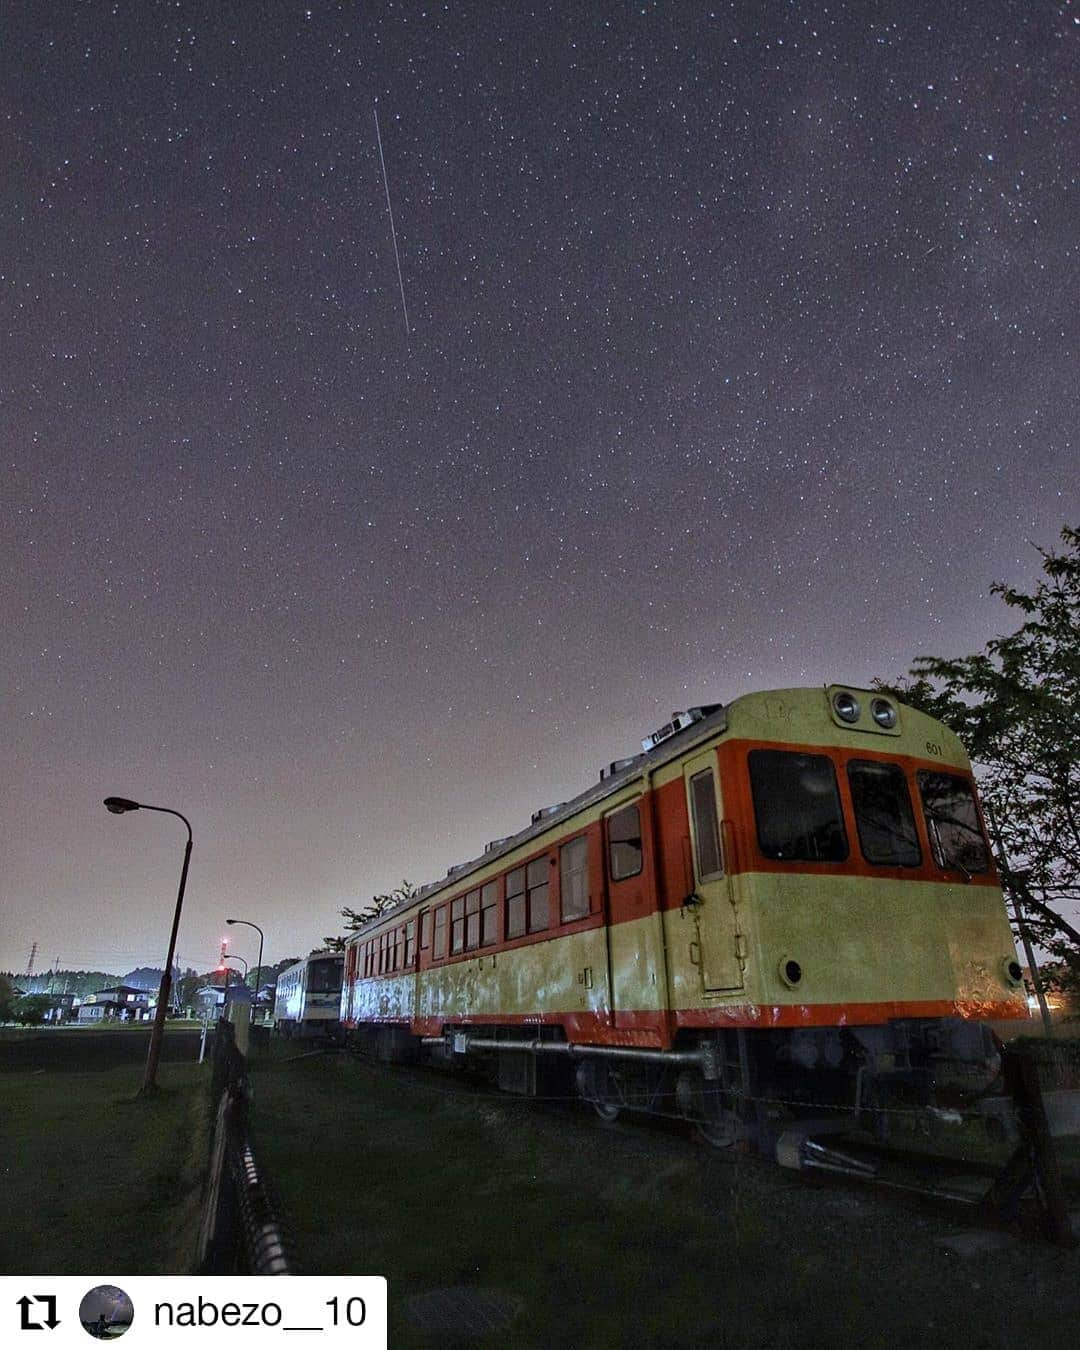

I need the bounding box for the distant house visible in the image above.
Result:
[77,985,153,1023]
[44,993,76,1022]
[192,985,227,1019]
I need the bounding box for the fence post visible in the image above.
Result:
[982,1041,1077,1246]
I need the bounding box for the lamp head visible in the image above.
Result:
[226,918,236,925]
[104,797,140,815]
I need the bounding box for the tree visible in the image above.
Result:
[322,881,418,950]
[880,525,1080,998]
[11,994,53,1026]
[0,973,14,1021]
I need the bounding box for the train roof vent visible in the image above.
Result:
[530,802,566,825]
[446,860,471,878]
[485,835,514,854]
[640,704,722,754]
[600,755,642,782]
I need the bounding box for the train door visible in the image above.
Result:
[683,750,744,992]
[343,943,358,1024]
[414,907,430,1025]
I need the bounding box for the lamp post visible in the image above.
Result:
[226,917,264,1023]
[224,953,248,982]
[103,796,193,1095]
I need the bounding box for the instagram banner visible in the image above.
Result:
[1,1277,387,1349]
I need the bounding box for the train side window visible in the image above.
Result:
[847,760,921,867]
[560,835,589,921]
[404,920,416,966]
[433,906,448,959]
[527,856,550,932]
[689,770,724,879]
[748,750,849,862]
[451,896,466,954]
[465,889,481,950]
[506,867,526,939]
[607,803,643,881]
[917,771,990,874]
[480,880,499,945]
[420,911,432,950]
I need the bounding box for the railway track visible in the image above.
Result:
[329,1040,1079,1244]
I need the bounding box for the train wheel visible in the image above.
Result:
[677,1068,743,1148]
[576,1061,622,1123]
[696,1109,741,1149]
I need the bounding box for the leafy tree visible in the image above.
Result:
[323,881,417,951]
[11,994,53,1025]
[0,973,14,1021]
[262,956,302,983]
[880,526,1080,998]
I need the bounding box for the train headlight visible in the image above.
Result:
[778,957,803,988]
[832,691,860,723]
[1002,957,1024,988]
[871,698,897,729]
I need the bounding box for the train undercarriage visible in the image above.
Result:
[347,1015,1006,1154]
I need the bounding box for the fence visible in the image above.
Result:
[195,1018,294,1273]
[983,1037,1080,1246]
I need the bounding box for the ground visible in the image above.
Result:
[4,1026,1079,1348]
[0,1027,207,1274]
[249,1050,1080,1350]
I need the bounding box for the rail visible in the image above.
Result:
[196,1018,294,1273]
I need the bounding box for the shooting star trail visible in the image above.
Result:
[374,101,410,337]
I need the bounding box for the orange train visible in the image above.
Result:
[341,687,1028,1144]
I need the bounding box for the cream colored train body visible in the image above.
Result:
[342,687,1027,1139]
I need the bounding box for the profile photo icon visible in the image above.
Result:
[79,1286,134,1340]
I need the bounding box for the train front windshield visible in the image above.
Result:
[308,959,343,993]
[748,750,849,862]
[917,772,990,874]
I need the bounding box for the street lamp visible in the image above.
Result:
[226,917,264,1022]
[103,796,193,1094]
[224,953,249,980]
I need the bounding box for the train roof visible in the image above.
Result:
[280,950,345,974]
[345,683,950,942]
[347,699,731,941]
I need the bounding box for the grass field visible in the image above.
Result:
[250,1052,1080,1350]
[0,1030,209,1274]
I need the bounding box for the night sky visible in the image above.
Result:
[3,1,1078,978]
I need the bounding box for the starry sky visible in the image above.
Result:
[2,1,1078,978]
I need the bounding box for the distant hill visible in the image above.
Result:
[122,967,170,991]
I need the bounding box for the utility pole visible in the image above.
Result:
[24,943,37,992]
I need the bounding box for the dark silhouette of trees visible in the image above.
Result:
[880,526,1080,999]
